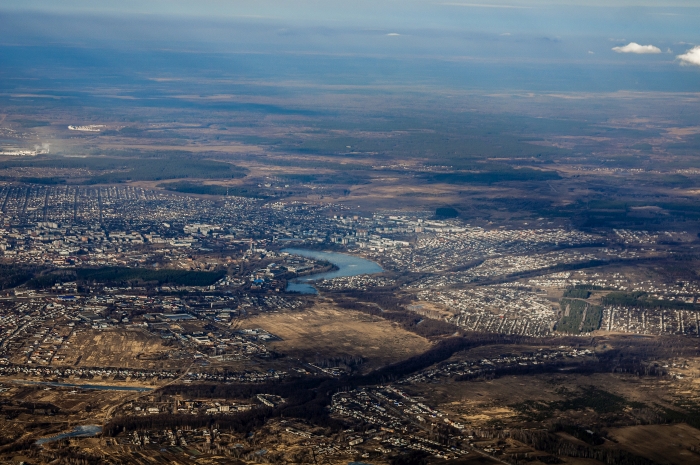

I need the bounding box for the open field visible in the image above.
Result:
[606,423,700,465]
[244,303,431,371]
[0,383,135,450]
[59,329,179,370]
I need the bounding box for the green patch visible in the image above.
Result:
[0,264,38,290]
[20,177,66,185]
[556,299,602,333]
[557,387,644,413]
[26,271,77,289]
[513,387,644,422]
[428,167,560,185]
[602,291,699,311]
[662,399,700,430]
[511,400,553,422]
[76,267,225,286]
[0,175,66,184]
[562,288,590,299]
[435,206,459,218]
[0,155,246,183]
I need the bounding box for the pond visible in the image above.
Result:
[282,248,383,294]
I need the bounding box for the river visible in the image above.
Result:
[282,248,383,294]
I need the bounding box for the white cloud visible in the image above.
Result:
[677,46,700,66]
[612,42,662,54]
[386,33,400,36]
[500,32,511,36]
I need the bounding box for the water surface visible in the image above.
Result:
[282,248,383,294]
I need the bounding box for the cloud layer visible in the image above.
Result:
[612,42,661,54]
[677,46,700,66]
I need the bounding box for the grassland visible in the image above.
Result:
[58,329,179,371]
[606,424,700,465]
[602,291,700,311]
[244,303,431,372]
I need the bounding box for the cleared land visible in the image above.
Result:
[244,303,431,371]
[606,423,700,465]
[59,329,178,370]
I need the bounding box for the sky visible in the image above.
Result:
[0,0,698,94]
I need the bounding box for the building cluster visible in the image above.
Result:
[0,126,37,140]
[0,176,697,397]
[602,306,700,336]
[410,250,600,289]
[331,386,470,461]
[530,270,700,301]
[0,364,180,381]
[614,229,659,244]
[120,426,236,450]
[367,225,598,272]
[527,269,700,336]
[418,284,557,337]
[0,289,302,378]
[67,125,104,132]
[0,357,288,385]
[316,275,396,291]
[400,347,595,383]
[0,185,412,268]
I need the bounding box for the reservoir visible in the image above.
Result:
[282,248,383,294]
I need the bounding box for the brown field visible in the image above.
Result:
[413,368,689,428]
[406,368,700,464]
[244,303,431,370]
[607,423,700,465]
[416,373,565,426]
[0,384,137,449]
[59,328,177,370]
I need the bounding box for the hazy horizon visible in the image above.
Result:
[1,1,699,96]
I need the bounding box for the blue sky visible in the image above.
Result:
[1,1,698,92]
